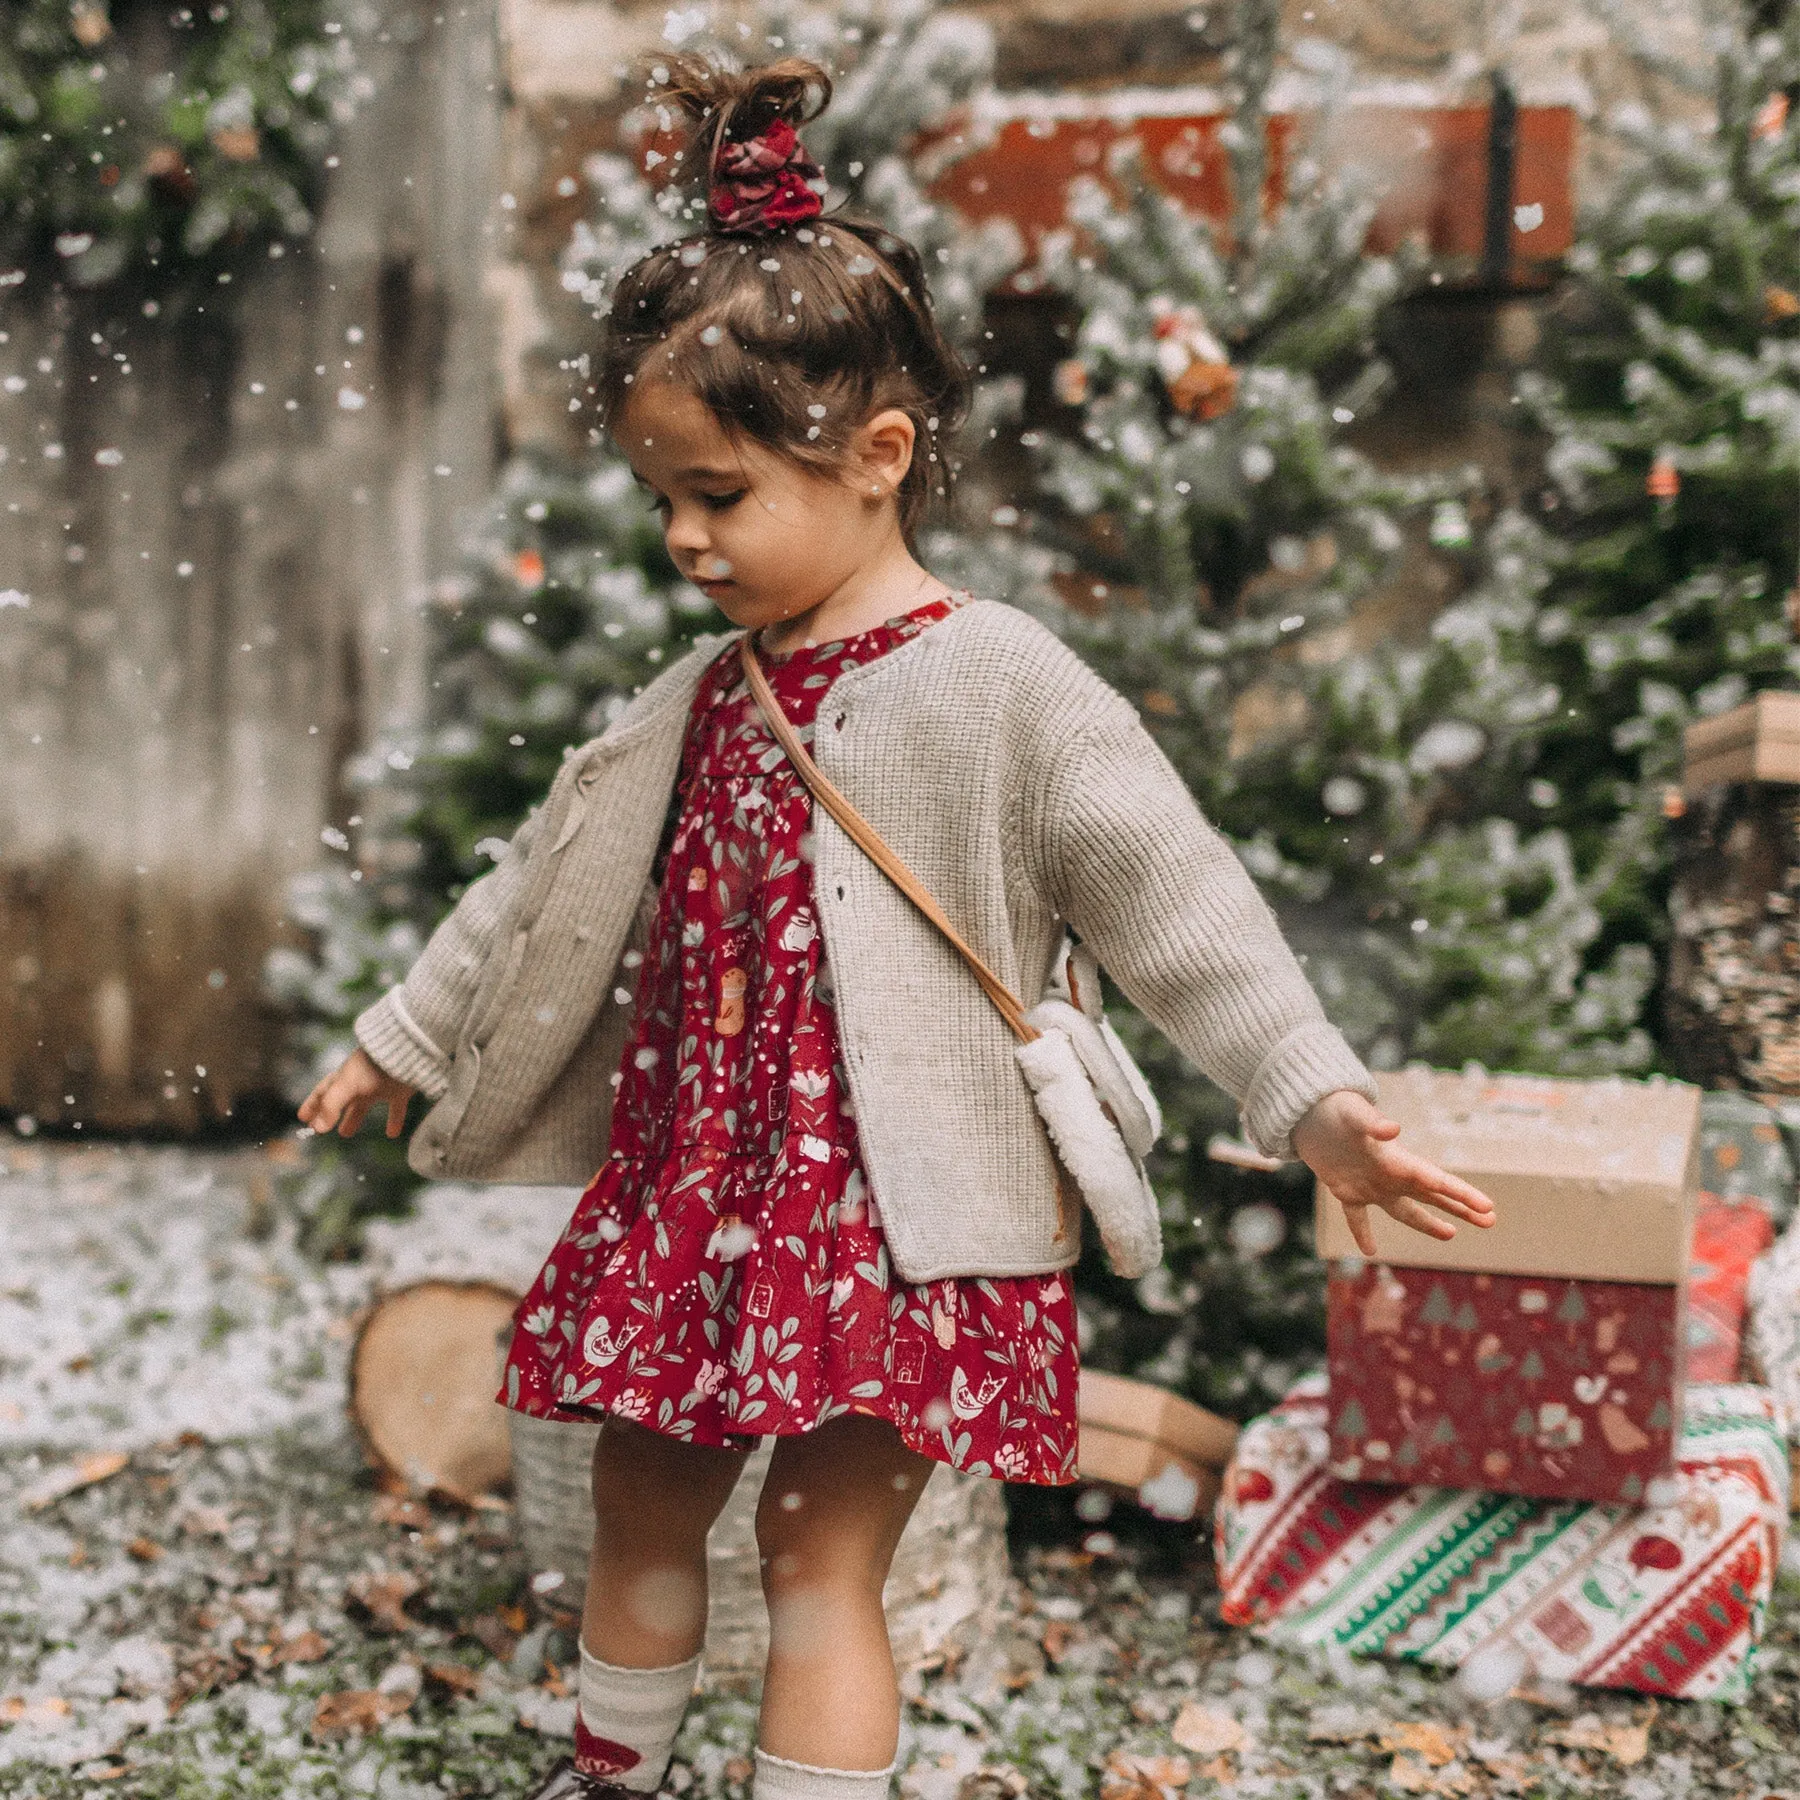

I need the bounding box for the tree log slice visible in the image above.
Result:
[350,1281,518,1501]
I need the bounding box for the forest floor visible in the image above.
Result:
[2,1140,1799,1800]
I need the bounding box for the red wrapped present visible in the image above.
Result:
[1688,1196,1775,1382]
[1317,1070,1703,1504]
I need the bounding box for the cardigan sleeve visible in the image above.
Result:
[352,803,545,1101]
[1039,694,1376,1160]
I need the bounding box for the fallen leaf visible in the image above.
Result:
[179,1505,233,1538]
[237,1627,331,1672]
[1379,1722,1468,1767]
[1040,1619,1078,1662]
[1171,1703,1249,1758]
[311,1688,411,1739]
[424,1661,484,1697]
[497,1601,529,1632]
[723,1755,754,1784]
[274,1629,330,1666]
[347,1570,422,1633]
[1100,1751,1191,1800]
[1544,1710,1652,1767]
[19,1449,130,1511]
[1387,1755,1478,1796]
[169,1648,246,1711]
[125,1536,163,1562]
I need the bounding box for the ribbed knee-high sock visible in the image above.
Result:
[573,1645,701,1791]
[751,1748,896,1800]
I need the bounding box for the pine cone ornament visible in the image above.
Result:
[1150,298,1237,421]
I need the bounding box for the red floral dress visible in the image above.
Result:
[501,596,1079,1485]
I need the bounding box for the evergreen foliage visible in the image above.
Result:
[1516,7,1800,1012]
[1012,0,1655,1412]
[0,0,355,301]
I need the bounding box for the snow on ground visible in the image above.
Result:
[3,1142,1800,1798]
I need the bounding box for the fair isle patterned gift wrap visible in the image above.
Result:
[1216,1375,1788,1701]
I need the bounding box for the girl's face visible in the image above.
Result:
[618,378,912,636]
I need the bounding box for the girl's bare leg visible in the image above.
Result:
[583,1413,752,1665]
[754,1414,935,1770]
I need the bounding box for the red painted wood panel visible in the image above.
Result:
[922,104,1575,286]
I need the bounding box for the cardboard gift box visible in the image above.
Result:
[1316,1069,1702,1503]
[1074,1370,1237,1521]
[1215,1374,1788,1702]
[1682,689,1800,795]
[1077,1369,1240,1467]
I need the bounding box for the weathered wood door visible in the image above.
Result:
[0,0,502,1132]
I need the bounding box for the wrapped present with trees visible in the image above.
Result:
[1316,1068,1703,1503]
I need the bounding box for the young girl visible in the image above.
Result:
[301,54,1493,1800]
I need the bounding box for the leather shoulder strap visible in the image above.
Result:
[738,635,1036,1045]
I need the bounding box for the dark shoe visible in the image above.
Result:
[525,1759,646,1800]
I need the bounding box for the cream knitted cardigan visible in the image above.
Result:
[354,599,1375,1282]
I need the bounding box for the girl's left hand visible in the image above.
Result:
[1292,1088,1496,1256]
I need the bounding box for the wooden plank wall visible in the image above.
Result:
[0,0,503,1133]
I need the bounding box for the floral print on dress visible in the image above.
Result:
[501,596,1079,1485]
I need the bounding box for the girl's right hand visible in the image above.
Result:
[299,1048,417,1140]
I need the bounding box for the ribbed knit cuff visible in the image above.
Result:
[1239,1021,1378,1161]
[752,1749,896,1800]
[576,1646,701,1790]
[353,991,452,1100]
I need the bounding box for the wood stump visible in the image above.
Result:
[349,1280,518,1500]
[1666,786,1800,1092]
[507,1414,1012,1688]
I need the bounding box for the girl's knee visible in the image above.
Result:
[755,1499,894,1600]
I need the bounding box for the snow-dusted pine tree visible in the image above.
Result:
[1518,4,1800,1052]
[1012,0,1655,1411]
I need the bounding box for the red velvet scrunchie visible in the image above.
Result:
[709,117,825,234]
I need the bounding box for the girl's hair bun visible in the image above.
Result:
[654,52,832,168]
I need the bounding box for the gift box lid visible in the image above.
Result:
[1314,1068,1702,1281]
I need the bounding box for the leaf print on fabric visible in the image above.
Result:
[498,595,1081,1487]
